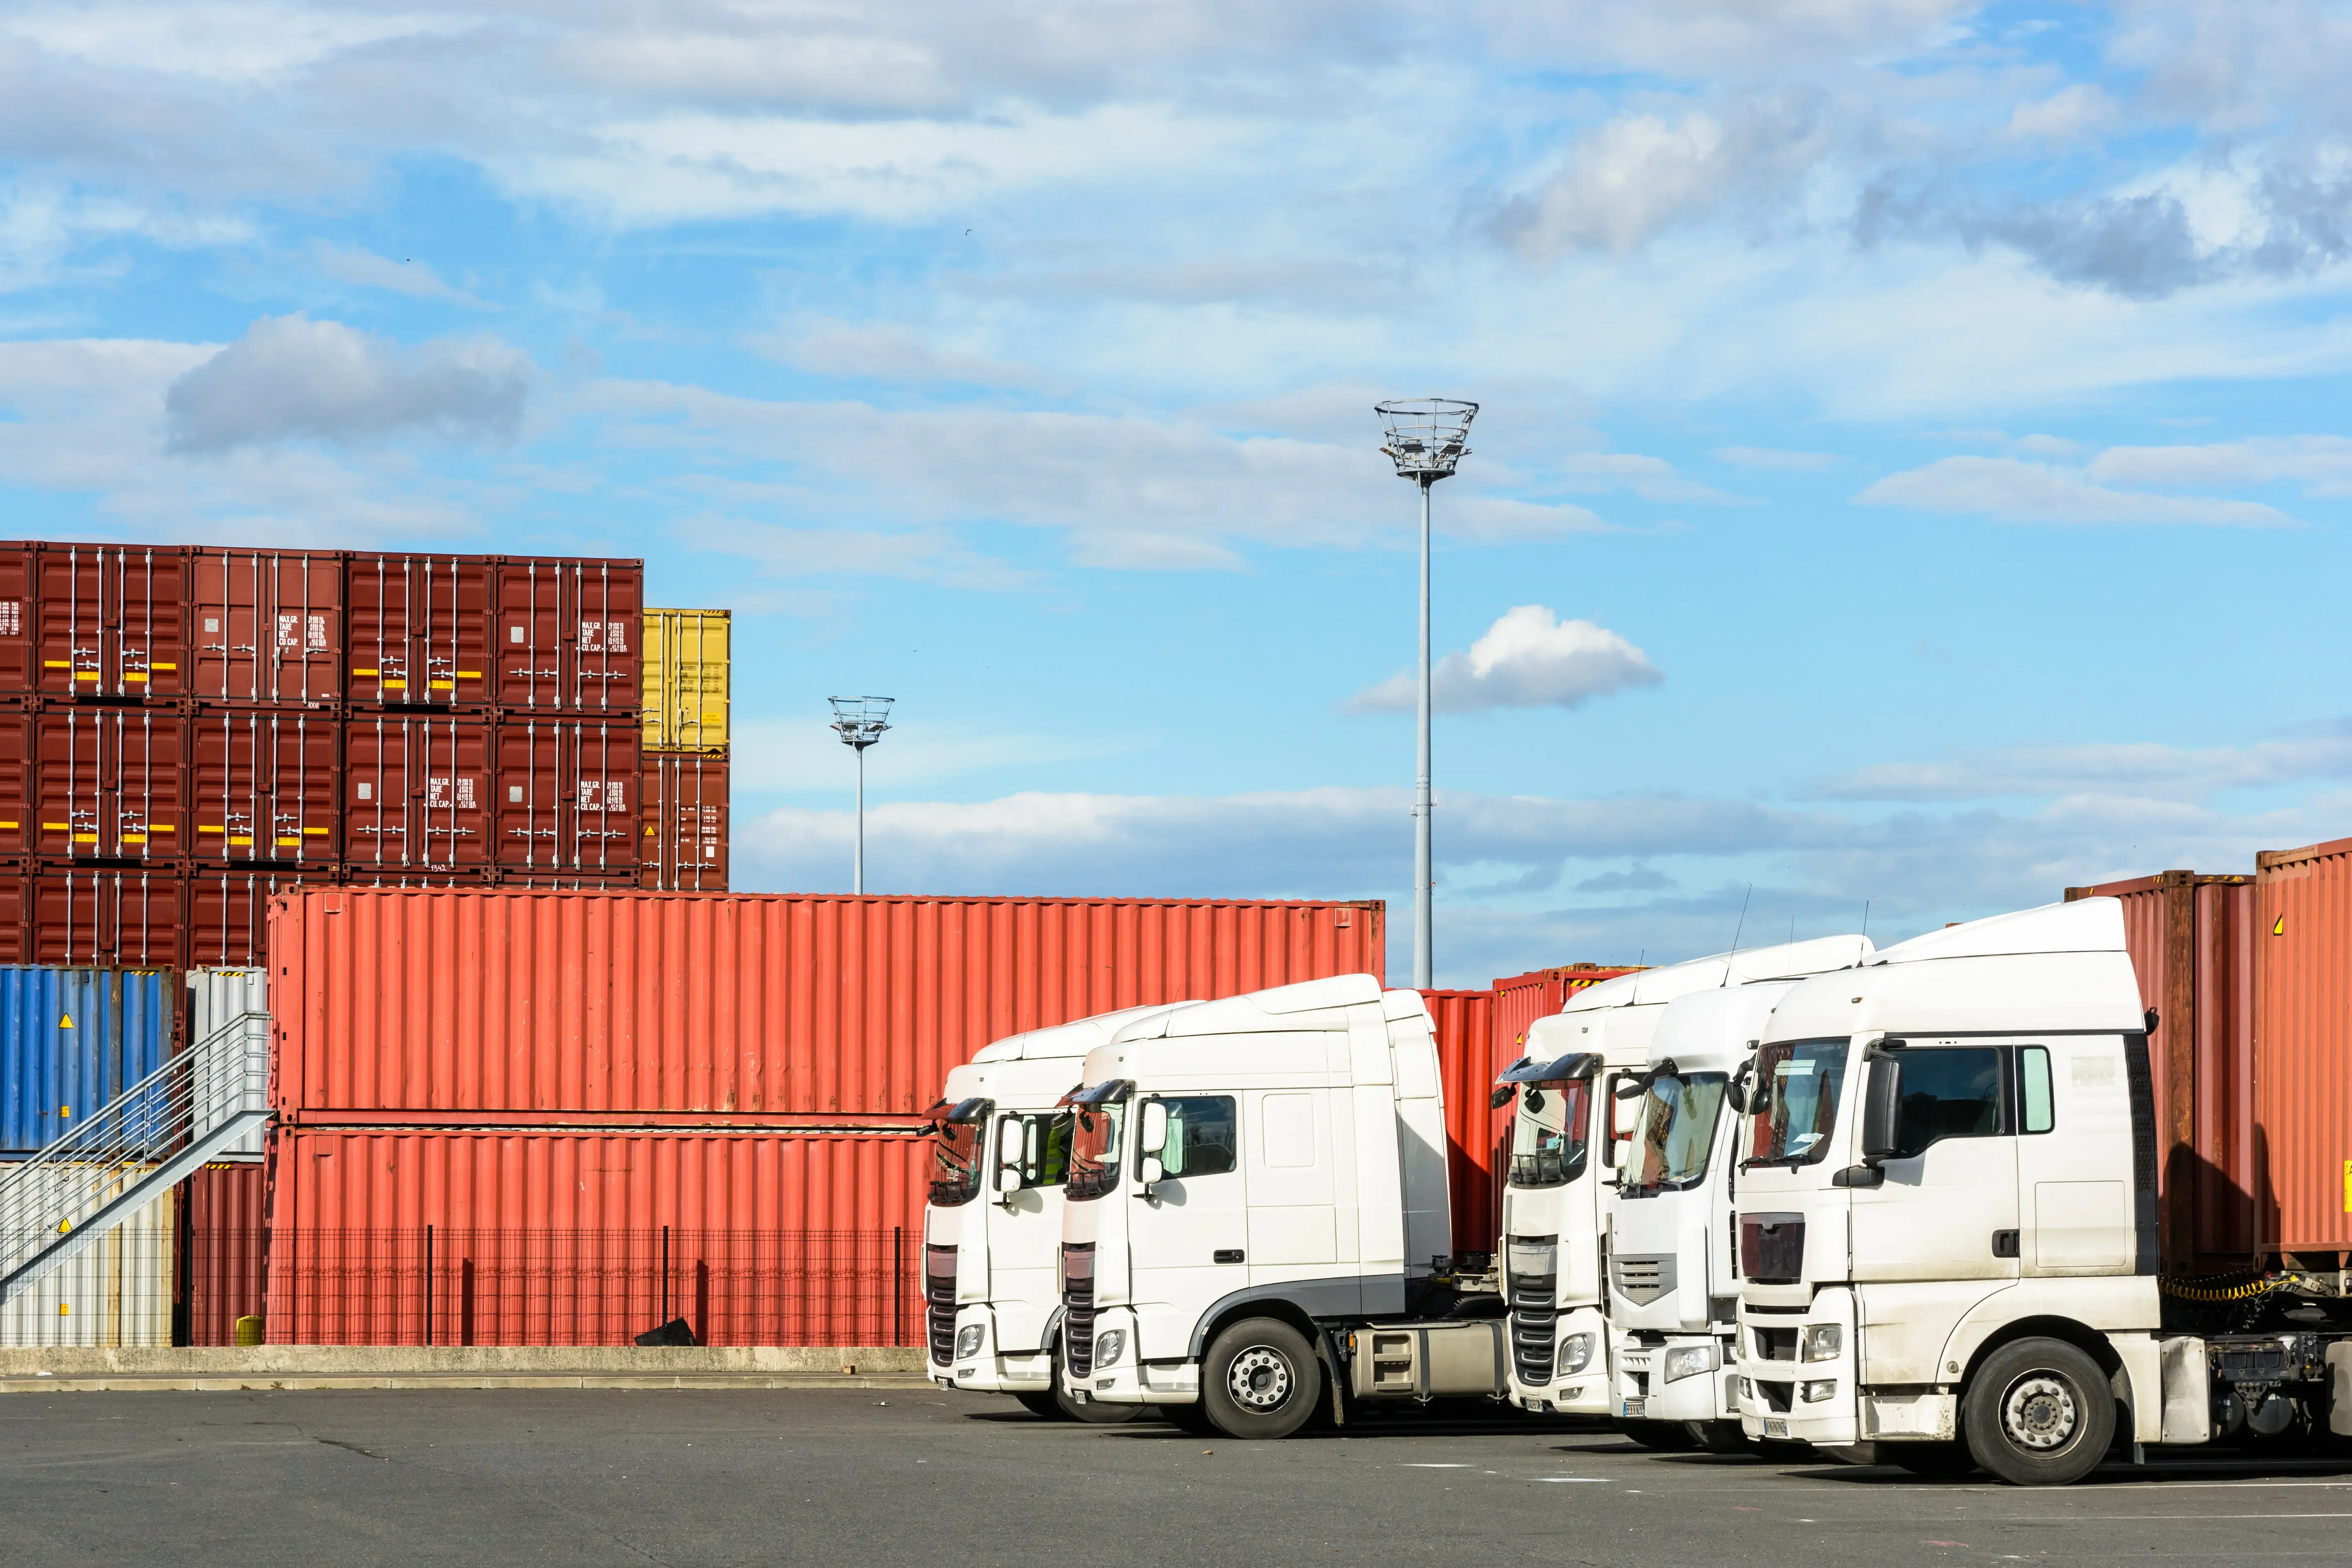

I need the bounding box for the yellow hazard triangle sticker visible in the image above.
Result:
[58,1014,72,1028]
[2274,915,2287,936]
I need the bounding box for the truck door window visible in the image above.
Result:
[1747,1040,1847,1166]
[1150,1096,1238,1179]
[1891,1047,2007,1157]
[1013,1111,1074,1187]
[2018,1047,2054,1135]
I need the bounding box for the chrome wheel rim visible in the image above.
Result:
[2002,1373,2078,1451]
[1227,1346,1294,1411]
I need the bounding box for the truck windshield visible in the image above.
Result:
[1065,1102,1126,1202]
[1507,1078,1592,1188]
[929,1119,984,1207]
[1747,1039,1848,1166]
[1626,1071,1728,1194]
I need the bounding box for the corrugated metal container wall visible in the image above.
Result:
[492,718,639,873]
[266,1129,927,1347]
[188,548,344,705]
[638,750,728,890]
[188,709,339,865]
[343,715,495,872]
[0,875,26,962]
[0,1183,173,1346]
[271,890,1385,1118]
[0,966,171,1152]
[1422,989,1500,1259]
[2254,837,2352,1254]
[641,609,729,751]
[33,544,188,699]
[2064,873,2257,1265]
[26,872,180,968]
[33,707,188,861]
[494,559,644,713]
[1492,965,1642,1075]
[187,965,268,1159]
[0,542,35,695]
[181,1161,268,1345]
[0,709,32,856]
[345,553,495,709]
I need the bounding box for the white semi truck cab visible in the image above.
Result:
[1495,937,1871,1435]
[1055,974,1509,1439]
[1733,898,2352,1485]
[1602,943,1870,1449]
[924,1003,1191,1420]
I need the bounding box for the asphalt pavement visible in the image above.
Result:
[2,1388,2347,1566]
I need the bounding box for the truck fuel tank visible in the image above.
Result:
[1349,1321,1509,1400]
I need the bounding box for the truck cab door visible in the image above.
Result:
[1848,1043,2021,1285]
[2012,1038,2139,1278]
[1130,1096,1249,1347]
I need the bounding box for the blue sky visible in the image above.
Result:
[4,0,2350,984]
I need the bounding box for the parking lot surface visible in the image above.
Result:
[3,1389,2347,1566]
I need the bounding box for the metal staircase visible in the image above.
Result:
[0,1009,271,1309]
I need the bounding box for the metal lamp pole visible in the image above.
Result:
[1376,399,1478,989]
[828,696,895,895]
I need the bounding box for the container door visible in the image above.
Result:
[0,544,33,693]
[1848,1043,2021,1285]
[0,711,34,858]
[34,709,188,860]
[642,608,728,749]
[190,550,343,703]
[264,714,338,864]
[638,751,728,890]
[28,868,180,967]
[192,712,334,864]
[347,554,492,708]
[496,559,643,711]
[186,869,312,967]
[495,718,638,871]
[344,715,493,871]
[1128,1095,1248,1332]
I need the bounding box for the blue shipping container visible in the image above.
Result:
[0,968,171,1154]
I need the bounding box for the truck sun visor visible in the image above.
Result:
[1066,1078,1135,1106]
[1495,1051,1600,1085]
[943,1097,993,1124]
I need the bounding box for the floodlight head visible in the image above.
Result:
[828,695,894,751]
[1376,398,1478,482]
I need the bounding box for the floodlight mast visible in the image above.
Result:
[828,696,895,895]
[1375,398,1478,990]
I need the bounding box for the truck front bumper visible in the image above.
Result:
[1613,1330,1736,1424]
[1736,1287,1859,1447]
[929,1307,1055,1394]
[1055,1307,1199,1407]
[1507,1304,1608,1416]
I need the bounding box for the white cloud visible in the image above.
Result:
[2007,84,2117,144]
[2087,435,2352,497]
[677,515,1032,590]
[758,321,1059,390]
[1855,454,2295,526]
[312,242,487,307]
[1559,450,1744,502]
[164,314,530,452]
[1712,446,1835,471]
[1804,724,2352,802]
[1345,605,1663,714]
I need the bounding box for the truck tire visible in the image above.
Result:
[1619,1419,1700,1450]
[1962,1338,2114,1486]
[1685,1420,1752,1454]
[1884,1440,1977,1478]
[1200,1318,1321,1440]
[1014,1391,1065,1420]
[1159,1401,1219,1435]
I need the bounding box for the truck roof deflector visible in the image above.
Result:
[942,1097,993,1124]
[1065,1079,1135,1106]
[1495,1050,1600,1085]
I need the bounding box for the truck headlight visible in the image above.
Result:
[954,1324,985,1359]
[1558,1332,1595,1375]
[1801,1379,1836,1403]
[1094,1329,1126,1368]
[1662,1344,1717,1384]
[1801,1324,1842,1363]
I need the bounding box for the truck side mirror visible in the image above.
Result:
[998,1120,1023,1163]
[1489,1084,1515,1111]
[995,1165,1021,1196]
[1138,1154,1165,1187]
[1139,1100,1169,1157]
[1859,1054,1902,1160]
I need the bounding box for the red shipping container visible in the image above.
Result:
[2253,837,2352,1256]
[188,709,339,865]
[0,542,35,695]
[343,714,495,873]
[493,557,644,714]
[185,866,331,966]
[1492,964,1642,1073]
[31,707,188,861]
[33,543,189,698]
[265,1128,928,1347]
[0,871,26,961]
[182,1161,269,1347]
[2065,873,2258,1266]
[494,871,642,890]
[1423,988,1501,1261]
[188,548,344,705]
[269,889,1385,1119]
[493,716,639,873]
[345,553,494,709]
[28,865,180,965]
[638,749,728,890]
[0,710,33,857]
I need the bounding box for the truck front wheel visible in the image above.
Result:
[1201,1318,1320,1440]
[1962,1338,2114,1486]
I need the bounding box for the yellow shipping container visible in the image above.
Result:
[642,609,731,752]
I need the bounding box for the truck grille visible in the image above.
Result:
[1504,1233,1560,1388]
[1612,1254,1677,1306]
[1739,1214,1805,1285]
[924,1244,958,1366]
[1062,1242,1097,1378]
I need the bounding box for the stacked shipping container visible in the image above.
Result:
[0,543,733,963]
